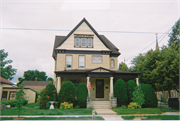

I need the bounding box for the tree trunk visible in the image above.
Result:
[18,108,20,119]
[168,90,171,98]
[140,107,141,118]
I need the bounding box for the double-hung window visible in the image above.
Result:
[79,56,85,68]
[9,91,16,100]
[66,55,72,68]
[74,35,93,48]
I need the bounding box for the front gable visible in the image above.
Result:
[88,67,114,73]
[56,18,110,51]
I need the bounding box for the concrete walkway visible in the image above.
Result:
[94,108,117,115]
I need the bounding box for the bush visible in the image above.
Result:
[77,83,88,108]
[128,102,141,109]
[141,84,158,108]
[127,80,137,104]
[1,99,28,107]
[59,102,73,109]
[40,83,57,109]
[58,81,76,105]
[113,79,128,106]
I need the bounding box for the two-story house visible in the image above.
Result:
[52,18,140,108]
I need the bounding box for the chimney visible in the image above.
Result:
[35,77,37,81]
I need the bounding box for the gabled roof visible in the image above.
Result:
[24,81,52,86]
[52,18,120,59]
[0,77,14,85]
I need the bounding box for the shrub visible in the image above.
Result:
[127,80,137,104]
[40,83,57,109]
[77,83,88,108]
[1,99,28,107]
[113,79,128,106]
[128,102,141,109]
[141,84,158,108]
[58,81,76,105]
[59,102,73,109]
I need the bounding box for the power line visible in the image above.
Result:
[0,27,169,34]
[125,25,173,61]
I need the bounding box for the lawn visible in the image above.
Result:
[122,115,180,120]
[1,107,94,115]
[112,107,179,115]
[0,116,104,120]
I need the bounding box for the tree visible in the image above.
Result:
[113,79,128,106]
[0,49,17,80]
[118,62,129,71]
[141,84,157,108]
[39,83,57,109]
[58,81,76,106]
[47,77,54,82]
[15,82,25,119]
[168,19,179,46]
[17,70,51,86]
[77,83,88,108]
[132,85,145,118]
[127,80,137,104]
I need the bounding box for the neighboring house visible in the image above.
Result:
[52,18,141,108]
[0,77,36,103]
[24,80,52,94]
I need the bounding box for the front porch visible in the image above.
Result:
[54,67,141,108]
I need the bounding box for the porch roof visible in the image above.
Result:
[55,67,141,79]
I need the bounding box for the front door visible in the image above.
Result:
[96,79,104,98]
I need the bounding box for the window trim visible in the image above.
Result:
[79,55,85,69]
[74,36,93,48]
[1,91,8,100]
[92,56,103,63]
[111,59,115,68]
[9,91,16,100]
[65,55,72,68]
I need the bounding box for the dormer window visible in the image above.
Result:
[74,34,93,48]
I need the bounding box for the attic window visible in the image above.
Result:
[74,35,93,48]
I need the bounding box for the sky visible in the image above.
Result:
[0,0,179,84]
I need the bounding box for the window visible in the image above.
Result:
[92,56,102,63]
[75,38,80,47]
[111,59,115,68]
[9,91,16,100]
[74,35,93,48]
[81,38,87,47]
[88,38,92,47]
[66,55,72,68]
[79,56,85,68]
[2,91,8,100]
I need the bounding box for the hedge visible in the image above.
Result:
[113,79,128,106]
[141,84,158,108]
[77,83,88,108]
[40,83,57,109]
[58,81,76,106]
[127,80,137,104]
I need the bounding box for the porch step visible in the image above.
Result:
[91,101,112,109]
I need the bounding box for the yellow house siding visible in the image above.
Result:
[56,22,110,51]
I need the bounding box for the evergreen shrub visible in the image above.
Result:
[39,83,57,109]
[59,102,73,109]
[127,80,137,104]
[77,83,88,108]
[58,81,76,105]
[113,79,128,106]
[141,84,158,108]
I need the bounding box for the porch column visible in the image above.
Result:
[57,77,61,93]
[136,78,139,86]
[87,77,90,97]
[109,77,114,99]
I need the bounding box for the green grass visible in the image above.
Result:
[1,108,94,115]
[122,115,180,120]
[0,116,104,120]
[112,107,179,115]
